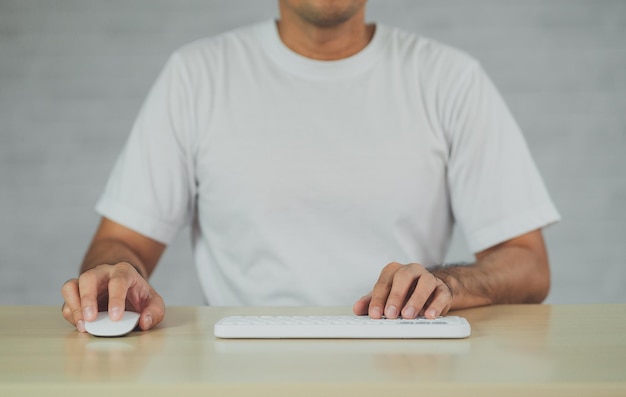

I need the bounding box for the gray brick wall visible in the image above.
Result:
[1,0,624,305]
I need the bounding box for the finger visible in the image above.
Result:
[138,291,166,331]
[78,269,106,322]
[352,293,372,316]
[120,267,165,331]
[61,279,86,332]
[384,264,425,319]
[423,283,453,319]
[107,272,131,321]
[368,262,402,319]
[401,271,439,319]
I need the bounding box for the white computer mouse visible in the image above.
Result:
[84,311,141,337]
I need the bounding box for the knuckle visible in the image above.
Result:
[61,279,77,295]
[71,306,83,317]
[115,262,142,279]
[153,305,166,319]
[409,263,431,279]
[61,304,71,317]
[438,283,453,297]
[111,262,130,274]
[61,302,83,322]
[408,262,426,271]
[394,265,410,276]
[393,266,415,281]
[118,261,134,271]
[419,270,437,285]
[394,263,426,280]
[109,263,136,282]
[79,269,98,283]
[383,262,402,272]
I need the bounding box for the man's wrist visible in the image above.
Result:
[80,261,148,279]
[123,261,148,279]
[428,262,471,308]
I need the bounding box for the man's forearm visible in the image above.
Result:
[431,235,551,310]
[80,238,150,279]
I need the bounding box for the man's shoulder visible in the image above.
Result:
[173,21,269,61]
[381,24,478,71]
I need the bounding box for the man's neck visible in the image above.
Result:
[276,8,375,61]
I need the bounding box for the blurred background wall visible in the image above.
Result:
[1,0,625,305]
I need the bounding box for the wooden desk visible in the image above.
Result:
[1,304,625,396]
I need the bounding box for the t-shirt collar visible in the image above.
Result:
[257,19,385,80]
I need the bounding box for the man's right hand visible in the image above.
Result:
[61,262,165,333]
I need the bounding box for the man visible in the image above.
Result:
[62,0,560,332]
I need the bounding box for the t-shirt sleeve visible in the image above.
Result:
[96,53,197,244]
[443,61,560,253]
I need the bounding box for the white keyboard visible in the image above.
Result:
[214,315,471,339]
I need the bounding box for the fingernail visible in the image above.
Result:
[144,314,152,329]
[402,306,416,319]
[77,320,85,333]
[109,306,122,320]
[426,309,437,319]
[385,305,398,318]
[83,307,94,320]
[370,306,382,318]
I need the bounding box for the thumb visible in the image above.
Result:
[138,291,165,330]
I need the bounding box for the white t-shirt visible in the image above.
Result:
[96,21,560,306]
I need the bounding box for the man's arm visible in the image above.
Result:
[353,228,550,319]
[61,217,166,332]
